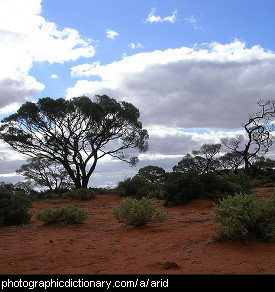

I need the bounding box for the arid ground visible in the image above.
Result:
[0,188,274,274]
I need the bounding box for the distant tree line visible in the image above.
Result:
[173,143,275,177]
[118,152,275,206]
[117,100,275,205]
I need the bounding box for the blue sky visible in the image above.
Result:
[29,0,275,99]
[1,0,275,187]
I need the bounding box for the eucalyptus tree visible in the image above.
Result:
[218,152,244,174]
[0,95,149,189]
[173,143,221,174]
[16,157,73,193]
[137,165,166,184]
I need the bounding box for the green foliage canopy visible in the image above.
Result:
[137,165,166,183]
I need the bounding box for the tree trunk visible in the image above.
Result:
[80,157,98,189]
[61,159,82,189]
[81,178,89,189]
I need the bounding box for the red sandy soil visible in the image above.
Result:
[0,188,274,275]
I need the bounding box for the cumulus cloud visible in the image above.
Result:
[0,0,96,110]
[71,62,101,78]
[0,140,28,183]
[0,76,44,109]
[106,28,119,39]
[145,8,178,23]
[66,40,275,130]
[66,40,275,179]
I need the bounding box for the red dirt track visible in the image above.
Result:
[0,189,274,274]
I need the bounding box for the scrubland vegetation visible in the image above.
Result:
[35,205,89,226]
[115,160,275,241]
[0,156,274,242]
[214,193,275,242]
[0,96,274,243]
[112,197,167,227]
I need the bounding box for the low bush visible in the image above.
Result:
[0,185,31,226]
[214,193,275,242]
[62,188,97,201]
[36,205,89,225]
[112,197,167,227]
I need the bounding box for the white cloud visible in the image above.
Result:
[106,28,119,39]
[0,102,22,115]
[50,74,58,79]
[145,8,178,23]
[185,15,204,30]
[129,42,143,49]
[0,76,45,109]
[145,126,245,157]
[0,0,96,109]
[71,62,101,78]
[66,40,275,131]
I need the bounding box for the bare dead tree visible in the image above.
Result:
[221,99,275,175]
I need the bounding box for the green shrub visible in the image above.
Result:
[62,188,96,201]
[214,193,275,242]
[223,172,258,193]
[135,183,165,200]
[163,171,253,206]
[117,176,148,197]
[117,176,165,199]
[264,182,275,188]
[0,185,31,226]
[163,172,197,205]
[112,197,167,227]
[36,205,89,225]
[147,188,165,200]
